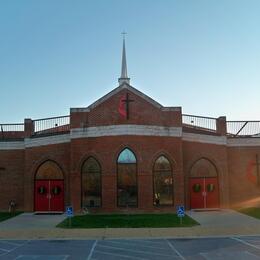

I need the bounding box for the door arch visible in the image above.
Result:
[34,160,64,212]
[189,158,219,209]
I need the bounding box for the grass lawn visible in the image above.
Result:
[57,213,199,228]
[0,212,23,222]
[237,207,260,219]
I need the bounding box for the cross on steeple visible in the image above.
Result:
[121,31,127,39]
[122,93,134,120]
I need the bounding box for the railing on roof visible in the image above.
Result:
[227,121,260,137]
[0,123,24,132]
[1,114,260,139]
[182,114,217,132]
[33,115,70,136]
[0,123,25,141]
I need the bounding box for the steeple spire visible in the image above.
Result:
[118,32,130,85]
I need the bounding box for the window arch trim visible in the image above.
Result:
[117,148,137,164]
[81,156,102,208]
[35,160,64,180]
[117,147,138,208]
[153,155,174,207]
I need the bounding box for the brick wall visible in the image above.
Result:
[228,146,260,208]
[71,89,181,128]
[0,150,24,211]
[70,135,183,212]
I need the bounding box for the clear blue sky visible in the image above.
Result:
[0,0,260,122]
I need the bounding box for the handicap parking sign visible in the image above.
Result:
[177,205,185,218]
[66,206,73,217]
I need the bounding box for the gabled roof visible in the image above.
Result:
[70,83,181,113]
[87,82,162,111]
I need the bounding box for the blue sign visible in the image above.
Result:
[66,206,73,217]
[177,205,185,218]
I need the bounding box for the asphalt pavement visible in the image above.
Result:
[0,236,260,259]
[0,209,260,259]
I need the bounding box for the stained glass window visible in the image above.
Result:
[153,156,173,206]
[118,148,137,164]
[117,148,137,207]
[81,157,101,208]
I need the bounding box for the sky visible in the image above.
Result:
[0,0,260,123]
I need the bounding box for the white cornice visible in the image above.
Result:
[71,125,182,139]
[227,138,260,147]
[25,134,70,148]
[161,107,181,112]
[70,108,90,113]
[182,132,227,145]
[2,130,260,150]
[0,141,24,150]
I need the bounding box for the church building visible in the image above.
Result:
[0,40,260,213]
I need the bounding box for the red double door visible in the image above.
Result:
[35,180,64,212]
[190,177,219,209]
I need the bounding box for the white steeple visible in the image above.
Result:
[118,33,130,85]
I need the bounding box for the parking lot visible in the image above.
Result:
[0,236,260,259]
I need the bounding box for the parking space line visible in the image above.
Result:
[245,251,260,258]
[101,240,167,250]
[125,239,166,245]
[0,241,24,246]
[166,239,186,260]
[242,239,260,243]
[86,240,98,260]
[231,237,260,250]
[0,248,10,252]
[0,240,30,257]
[94,249,149,260]
[15,255,70,260]
[200,252,212,260]
[97,244,173,257]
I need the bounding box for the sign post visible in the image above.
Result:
[177,205,185,225]
[66,206,74,228]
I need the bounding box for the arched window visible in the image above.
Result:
[117,148,137,207]
[35,160,63,180]
[153,155,173,206]
[81,157,101,208]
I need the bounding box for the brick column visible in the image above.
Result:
[216,116,227,136]
[70,108,88,129]
[24,118,34,137]
[174,107,182,127]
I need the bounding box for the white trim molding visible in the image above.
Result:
[2,129,260,149]
[183,132,227,145]
[25,134,70,148]
[227,138,260,147]
[71,125,182,139]
[0,141,24,150]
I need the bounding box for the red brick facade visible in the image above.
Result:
[0,84,259,212]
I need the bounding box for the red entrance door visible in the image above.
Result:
[35,180,64,212]
[190,177,219,209]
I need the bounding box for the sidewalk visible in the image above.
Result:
[0,210,260,239]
